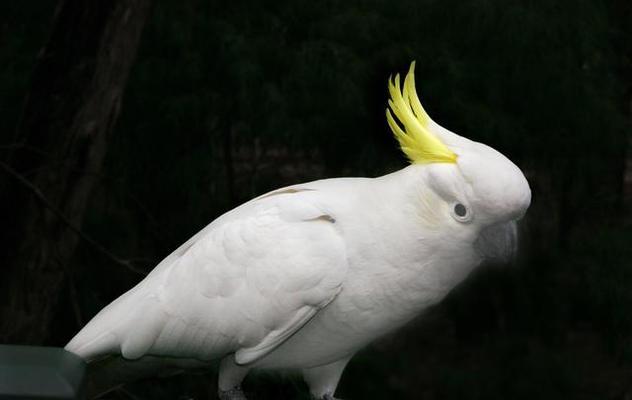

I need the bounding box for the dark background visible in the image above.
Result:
[1,0,631,399]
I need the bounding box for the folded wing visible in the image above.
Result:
[66,188,348,366]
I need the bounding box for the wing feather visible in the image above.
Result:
[67,187,348,365]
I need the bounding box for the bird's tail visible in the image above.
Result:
[64,289,200,398]
[65,299,127,361]
[65,286,167,361]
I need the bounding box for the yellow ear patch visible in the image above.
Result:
[386,62,457,164]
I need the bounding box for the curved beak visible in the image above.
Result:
[474,221,519,264]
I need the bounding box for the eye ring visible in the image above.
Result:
[451,202,472,222]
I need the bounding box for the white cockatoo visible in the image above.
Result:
[66,62,531,399]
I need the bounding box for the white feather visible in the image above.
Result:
[66,155,530,397]
[67,186,347,365]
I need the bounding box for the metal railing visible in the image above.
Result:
[0,345,85,399]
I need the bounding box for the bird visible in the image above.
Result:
[65,61,531,400]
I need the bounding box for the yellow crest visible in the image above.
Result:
[386,62,457,164]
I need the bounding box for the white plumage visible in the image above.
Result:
[66,64,531,399]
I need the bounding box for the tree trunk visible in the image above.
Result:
[0,0,150,345]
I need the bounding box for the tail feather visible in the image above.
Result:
[66,331,119,361]
[65,287,165,361]
[65,279,213,397]
[65,289,178,398]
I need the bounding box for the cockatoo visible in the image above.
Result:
[66,62,531,400]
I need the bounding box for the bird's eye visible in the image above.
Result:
[454,203,467,217]
[452,203,469,221]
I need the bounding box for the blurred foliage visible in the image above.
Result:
[1,0,631,398]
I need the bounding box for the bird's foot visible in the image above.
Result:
[218,386,247,400]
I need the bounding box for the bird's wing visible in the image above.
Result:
[67,187,348,365]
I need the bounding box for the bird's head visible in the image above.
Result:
[386,62,531,263]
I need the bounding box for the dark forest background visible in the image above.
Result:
[1,0,631,399]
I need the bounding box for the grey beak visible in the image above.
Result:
[474,221,519,264]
